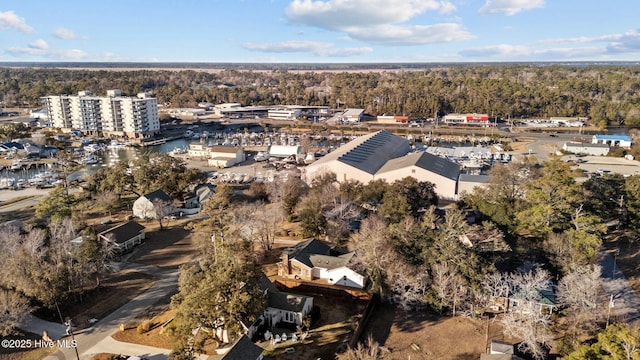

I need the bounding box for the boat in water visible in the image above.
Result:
[81,154,100,165]
[83,143,102,153]
[0,177,16,189]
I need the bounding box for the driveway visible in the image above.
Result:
[598,249,640,322]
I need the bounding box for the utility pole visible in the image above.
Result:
[606,295,615,328]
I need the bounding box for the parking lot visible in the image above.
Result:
[564,154,640,178]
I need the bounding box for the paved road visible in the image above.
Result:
[37,265,181,360]
[598,249,640,322]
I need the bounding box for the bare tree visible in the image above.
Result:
[0,288,30,336]
[389,262,430,311]
[557,264,602,332]
[431,262,468,316]
[352,215,396,297]
[336,335,381,360]
[95,190,119,216]
[500,269,553,360]
[153,198,171,230]
[254,204,281,255]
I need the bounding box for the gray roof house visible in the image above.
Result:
[132,189,173,219]
[278,239,366,289]
[222,335,263,360]
[98,221,145,252]
[259,275,313,328]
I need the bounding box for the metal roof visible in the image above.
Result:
[593,134,631,141]
[336,130,411,174]
[564,141,609,149]
[458,174,491,183]
[377,151,461,181]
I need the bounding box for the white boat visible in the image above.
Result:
[0,177,16,189]
[168,147,187,157]
[81,154,99,165]
[107,140,126,149]
[254,152,269,162]
[83,144,102,153]
[304,153,316,164]
[10,161,22,171]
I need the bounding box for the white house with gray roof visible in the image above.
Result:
[278,239,366,289]
[258,275,314,327]
[132,189,173,219]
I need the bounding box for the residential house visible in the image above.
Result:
[221,335,263,360]
[278,239,366,289]
[132,189,173,219]
[489,284,556,315]
[98,221,145,252]
[259,275,313,328]
[179,184,216,216]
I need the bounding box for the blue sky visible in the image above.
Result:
[1,0,639,63]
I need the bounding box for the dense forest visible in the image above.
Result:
[2,64,640,127]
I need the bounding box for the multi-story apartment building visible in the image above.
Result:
[41,90,159,139]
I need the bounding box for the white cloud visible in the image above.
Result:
[459,29,640,61]
[6,46,88,60]
[478,0,545,16]
[284,0,467,45]
[345,23,474,45]
[537,29,640,55]
[243,40,332,53]
[241,40,372,57]
[52,27,88,40]
[0,11,35,33]
[286,0,452,29]
[459,43,607,60]
[28,39,48,50]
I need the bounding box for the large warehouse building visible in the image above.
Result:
[304,130,484,200]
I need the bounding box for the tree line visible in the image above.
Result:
[3,65,640,126]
